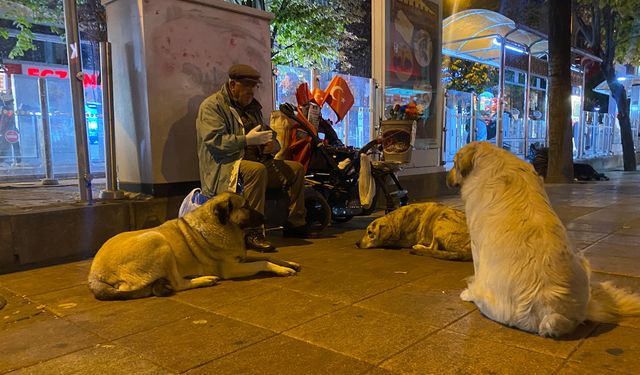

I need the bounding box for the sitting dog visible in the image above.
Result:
[88,192,300,300]
[447,141,640,337]
[356,203,472,261]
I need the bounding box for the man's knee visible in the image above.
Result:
[241,160,268,183]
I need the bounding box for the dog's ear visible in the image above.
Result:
[457,145,476,177]
[213,196,233,225]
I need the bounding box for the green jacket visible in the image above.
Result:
[196,83,263,197]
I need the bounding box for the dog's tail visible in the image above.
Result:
[587,281,640,323]
[88,277,174,300]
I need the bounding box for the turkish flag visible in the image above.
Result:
[295,82,312,106]
[325,76,354,122]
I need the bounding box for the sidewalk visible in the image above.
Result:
[1,172,639,374]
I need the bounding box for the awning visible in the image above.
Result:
[593,74,640,96]
[443,9,548,66]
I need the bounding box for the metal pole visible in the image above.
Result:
[62,0,92,203]
[577,67,586,158]
[38,78,58,185]
[99,41,124,199]
[496,39,506,147]
[523,47,532,158]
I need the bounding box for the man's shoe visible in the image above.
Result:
[282,225,311,238]
[245,230,277,253]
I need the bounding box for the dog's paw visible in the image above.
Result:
[286,261,301,272]
[460,288,473,302]
[191,276,220,287]
[272,264,297,276]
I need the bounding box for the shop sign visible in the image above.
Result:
[25,66,99,88]
[4,129,19,143]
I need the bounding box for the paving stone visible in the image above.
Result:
[379,329,563,374]
[66,297,207,341]
[114,312,274,373]
[556,361,631,375]
[185,335,373,375]
[585,254,640,277]
[171,278,283,311]
[446,310,597,358]
[354,279,476,328]
[0,317,102,373]
[568,324,640,374]
[26,284,105,317]
[213,288,345,332]
[0,262,88,296]
[285,305,438,365]
[0,285,51,329]
[7,343,172,375]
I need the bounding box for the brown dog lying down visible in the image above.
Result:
[88,192,301,300]
[356,203,472,261]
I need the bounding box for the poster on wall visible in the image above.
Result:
[385,0,440,142]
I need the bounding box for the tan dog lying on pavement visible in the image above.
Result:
[356,203,472,261]
[88,192,300,300]
[448,141,640,337]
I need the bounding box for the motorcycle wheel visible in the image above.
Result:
[304,187,331,235]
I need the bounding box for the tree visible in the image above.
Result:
[442,56,499,94]
[574,0,640,171]
[0,0,105,62]
[268,0,365,71]
[546,0,574,182]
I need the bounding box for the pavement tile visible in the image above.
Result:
[114,311,274,373]
[565,220,624,234]
[0,317,103,373]
[66,297,207,340]
[568,324,640,374]
[0,263,88,296]
[0,286,51,329]
[274,266,418,305]
[556,361,630,375]
[379,329,563,375]
[584,239,640,260]
[285,305,438,365]
[26,284,104,317]
[213,288,345,332]
[6,343,172,375]
[446,310,597,358]
[170,278,283,311]
[354,279,476,328]
[185,335,374,375]
[566,230,609,250]
[585,254,640,277]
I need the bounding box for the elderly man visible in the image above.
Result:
[196,64,307,252]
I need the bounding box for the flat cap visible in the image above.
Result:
[228,64,262,83]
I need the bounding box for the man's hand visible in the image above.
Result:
[246,125,272,146]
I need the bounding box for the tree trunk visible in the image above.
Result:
[601,64,637,171]
[546,0,574,183]
[600,8,637,171]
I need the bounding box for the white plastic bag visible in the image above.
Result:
[178,188,203,218]
[358,154,376,209]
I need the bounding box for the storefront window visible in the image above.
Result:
[502,68,526,156]
[385,0,440,151]
[528,75,547,149]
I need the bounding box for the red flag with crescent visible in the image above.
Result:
[295,82,312,106]
[325,76,354,122]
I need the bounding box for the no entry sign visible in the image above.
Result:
[4,130,19,143]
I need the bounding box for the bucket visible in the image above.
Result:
[380,120,414,163]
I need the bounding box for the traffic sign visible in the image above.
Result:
[4,130,19,143]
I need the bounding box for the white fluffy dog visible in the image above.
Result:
[447,141,640,337]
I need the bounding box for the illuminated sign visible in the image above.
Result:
[25,67,99,88]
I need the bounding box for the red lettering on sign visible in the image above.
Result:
[25,67,98,88]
